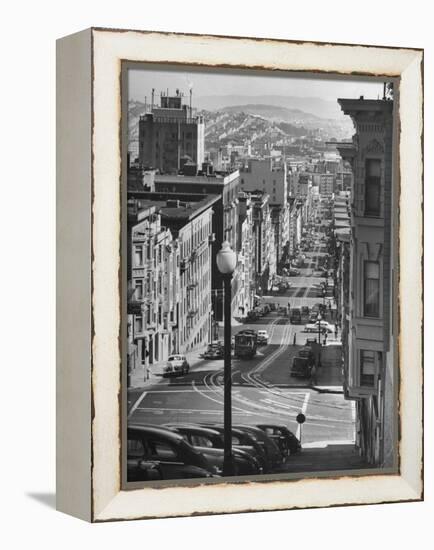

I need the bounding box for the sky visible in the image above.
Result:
[128,65,386,105]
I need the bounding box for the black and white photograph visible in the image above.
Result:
[124,66,398,483]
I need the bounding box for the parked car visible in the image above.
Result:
[290,308,302,324]
[256,424,301,456]
[165,424,262,476]
[234,424,284,469]
[202,347,223,360]
[290,356,312,378]
[127,425,216,480]
[257,330,269,345]
[309,311,318,322]
[316,286,327,297]
[301,305,310,316]
[163,355,190,377]
[210,340,223,348]
[200,425,271,473]
[127,457,163,482]
[288,268,300,276]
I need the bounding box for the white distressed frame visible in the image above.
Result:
[57,28,423,522]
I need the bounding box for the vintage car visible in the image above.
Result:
[163,354,190,377]
[165,424,263,476]
[127,425,216,480]
[257,330,269,345]
[256,424,301,455]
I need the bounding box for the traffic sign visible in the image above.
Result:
[296,413,306,424]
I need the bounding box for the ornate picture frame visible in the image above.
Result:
[56,28,423,522]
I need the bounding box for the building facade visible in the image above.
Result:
[240,158,287,205]
[152,171,241,321]
[237,193,255,316]
[127,194,219,377]
[139,90,205,174]
[250,191,274,294]
[240,158,289,267]
[337,97,395,467]
[129,205,175,374]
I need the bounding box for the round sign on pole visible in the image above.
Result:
[296,413,306,424]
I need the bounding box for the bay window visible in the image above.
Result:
[365,158,381,216]
[364,261,380,317]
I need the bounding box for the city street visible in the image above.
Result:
[128,242,366,473]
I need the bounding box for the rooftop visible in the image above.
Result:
[136,193,220,224]
[155,171,239,186]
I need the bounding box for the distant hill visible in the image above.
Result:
[195,95,344,120]
[127,98,354,153]
[220,104,323,124]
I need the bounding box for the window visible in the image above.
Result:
[134,245,143,266]
[148,439,178,460]
[360,350,376,387]
[135,279,143,300]
[364,261,380,317]
[135,315,143,333]
[191,435,213,448]
[365,159,381,216]
[127,438,145,458]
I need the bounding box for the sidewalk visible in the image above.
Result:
[276,443,368,473]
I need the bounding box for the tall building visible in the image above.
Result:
[240,158,289,265]
[151,171,241,321]
[128,205,175,373]
[336,97,395,467]
[312,172,335,198]
[158,197,217,354]
[237,192,255,316]
[240,158,287,205]
[250,191,274,294]
[139,90,205,174]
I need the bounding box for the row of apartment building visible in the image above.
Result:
[127,165,290,374]
[333,97,396,468]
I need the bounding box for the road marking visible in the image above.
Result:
[296,392,310,439]
[261,398,301,411]
[144,389,225,394]
[128,390,147,419]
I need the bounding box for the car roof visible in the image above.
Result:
[128,424,184,442]
[167,424,223,437]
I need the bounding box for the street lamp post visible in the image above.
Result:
[216,241,237,477]
[317,314,322,368]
